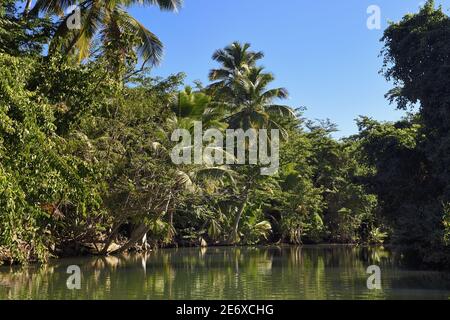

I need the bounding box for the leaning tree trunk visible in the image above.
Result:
[111,224,149,255]
[100,219,124,255]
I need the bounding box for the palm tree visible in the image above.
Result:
[208,44,296,243]
[207,43,293,131]
[208,42,264,97]
[224,66,294,132]
[224,66,296,243]
[30,0,182,65]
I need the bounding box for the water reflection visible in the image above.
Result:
[1,246,449,300]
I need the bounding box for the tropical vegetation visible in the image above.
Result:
[1,0,449,268]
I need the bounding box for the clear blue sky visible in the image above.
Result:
[129,0,450,138]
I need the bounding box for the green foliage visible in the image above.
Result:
[374,0,450,266]
[32,0,182,65]
[0,53,102,263]
[0,1,53,56]
[269,119,381,245]
[444,204,450,246]
[1,0,450,269]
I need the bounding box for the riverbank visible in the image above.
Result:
[0,242,364,266]
[0,241,392,266]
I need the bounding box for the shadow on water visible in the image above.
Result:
[1,245,449,300]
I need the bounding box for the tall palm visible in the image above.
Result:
[223,66,295,243]
[208,42,264,97]
[224,66,294,132]
[208,44,295,243]
[207,43,293,130]
[30,0,182,64]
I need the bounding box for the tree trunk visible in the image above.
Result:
[229,189,250,244]
[111,224,149,255]
[167,209,174,241]
[142,232,149,251]
[23,0,33,16]
[169,210,173,228]
[100,220,123,255]
[296,225,303,245]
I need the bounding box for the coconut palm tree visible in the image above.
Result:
[208,44,296,243]
[224,66,294,132]
[223,66,296,242]
[208,42,264,97]
[208,43,294,131]
[30,0,182,65]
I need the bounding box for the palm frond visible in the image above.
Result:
[261,88,289,101]
[195,166,236,185]
[118,9,163,65]
[268,119,289,140]
[208,68,231,81]
[175,170,195,191]
[265,104,296,118]
[31,0,76,15]
[139,0,183,11]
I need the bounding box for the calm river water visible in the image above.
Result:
[1,245,449,300]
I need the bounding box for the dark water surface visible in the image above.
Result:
[1,245,449,300]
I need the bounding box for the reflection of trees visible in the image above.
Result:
[0,246,449,299]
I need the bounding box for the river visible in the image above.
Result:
[1,245,449,299]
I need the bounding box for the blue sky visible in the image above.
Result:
[129,0,450,138]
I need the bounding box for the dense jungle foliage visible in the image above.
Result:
[0,0,449,268]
